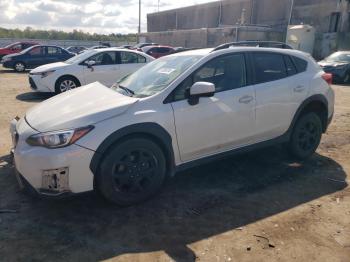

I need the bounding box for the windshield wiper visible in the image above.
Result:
[118,85,135,96]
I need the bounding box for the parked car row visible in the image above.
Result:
[9,41,335,206]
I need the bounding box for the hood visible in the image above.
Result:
[25,82,139,132]
[318,60,348,67]
[2,53,20,59]
[30,62,70,73]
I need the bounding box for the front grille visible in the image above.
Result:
[29,77,37,90]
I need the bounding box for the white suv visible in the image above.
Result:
[28,48,154,94]
[10,46,334,205]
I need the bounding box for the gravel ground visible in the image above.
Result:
[0,66,349,262]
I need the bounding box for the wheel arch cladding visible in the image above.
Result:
[291,94,329,133]
[55,75,81,87]
[89,122,176,177]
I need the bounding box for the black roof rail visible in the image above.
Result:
[211,41,293,52]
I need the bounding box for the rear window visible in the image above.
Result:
[291,56,308,73]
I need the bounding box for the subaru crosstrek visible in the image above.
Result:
[10,46,334,205]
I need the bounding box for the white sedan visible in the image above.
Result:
[28,48,154,94]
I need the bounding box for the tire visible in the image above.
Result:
[342,72,350,84]
[14,62,25,72]
[97,137,167,206]
[55,76,80,94]
[288,112,322,159]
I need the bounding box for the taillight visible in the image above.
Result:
[322,73,333,85]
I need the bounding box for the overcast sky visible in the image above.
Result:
[0,0,217,34]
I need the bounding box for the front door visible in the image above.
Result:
[170,53,256,162]
[26,46,46,68]
[83,51,120,86]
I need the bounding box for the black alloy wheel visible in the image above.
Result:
[98,138,166,206]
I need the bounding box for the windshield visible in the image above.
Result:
[325,52,350,63]
[114,54,203,98]
[65,49,97,64]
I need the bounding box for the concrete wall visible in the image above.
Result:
[0,38,135,48]
[147,0,348,34]
[143,26,284,48]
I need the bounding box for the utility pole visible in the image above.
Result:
[288,0,294,27]
[158,0,160,12]
[138,0,141,42]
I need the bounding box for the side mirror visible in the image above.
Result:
[85,60,96,68]
[188,81,215,105]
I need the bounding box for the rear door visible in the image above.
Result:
[82,51,120,86]
[251,52,296,142]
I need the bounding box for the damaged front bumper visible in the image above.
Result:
[10,117,96,197]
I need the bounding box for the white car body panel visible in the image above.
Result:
[12,46,335,195]
[29,48,154,93]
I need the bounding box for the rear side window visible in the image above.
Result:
[120,51,146,64]
[252,53,287,84]
[47,47,62,55]
[291,56,308,73]
[284,55,297,76]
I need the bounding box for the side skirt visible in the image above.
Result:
[175,132,290,173]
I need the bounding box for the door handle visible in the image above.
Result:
[239,95,254,104]
[294,85,305,92]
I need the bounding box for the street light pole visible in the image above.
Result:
[288,0,294,27]
[138,0,141,43]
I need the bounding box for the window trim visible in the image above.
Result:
[119,51,147,64]
[164,52,249,104]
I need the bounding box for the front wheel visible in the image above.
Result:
[342,72,350,84]
[55,76,80,94]
[14,62,25,72]
[97,138,167,206]
[288,112,322,159]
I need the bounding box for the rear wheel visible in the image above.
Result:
[288,112,322,159]
[97,138,167,206]
[55,76,80,94]
[14,62,25,72]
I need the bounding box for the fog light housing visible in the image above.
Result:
[41,167,69,194]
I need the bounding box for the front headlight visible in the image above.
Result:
[26,125,94,148]
[30,70,56,78]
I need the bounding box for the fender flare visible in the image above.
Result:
[287,94,329,137]
[89,122,176,176]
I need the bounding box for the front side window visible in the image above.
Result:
[120,52,146,64]
[252,53,287,84]
[28,46,44,56]
[173,54,246,101]
[87,51,116,65]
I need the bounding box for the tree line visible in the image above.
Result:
[0,27,137,42]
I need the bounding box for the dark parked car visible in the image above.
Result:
[1,45,75,72]
[0,41,38,60]
[318,51,350,84]
[141,45,175,59]
[66,46,87,54]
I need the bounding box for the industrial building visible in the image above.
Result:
[143,0,350,58]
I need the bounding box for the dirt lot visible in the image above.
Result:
[0,66,349,262]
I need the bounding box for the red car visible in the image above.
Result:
[141,45,175,59]
[0,41,38,60]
